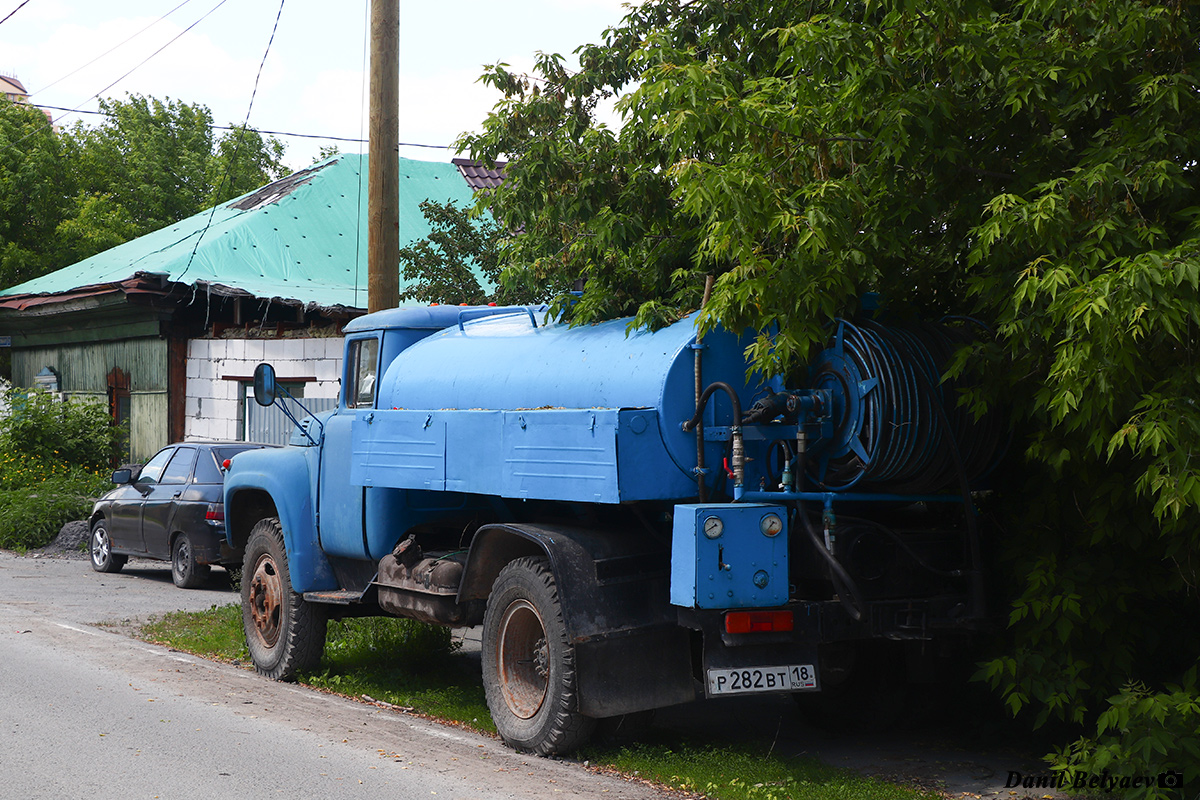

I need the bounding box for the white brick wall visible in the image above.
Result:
[184,336,343,441]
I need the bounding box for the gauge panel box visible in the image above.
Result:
[670,503,790,609]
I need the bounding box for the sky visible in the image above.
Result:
[0,0,635,169]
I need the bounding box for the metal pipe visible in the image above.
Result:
[693,275,715,502]
[682,381,744,496]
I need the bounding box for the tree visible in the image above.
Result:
[0,93,291,287]
[460,0,1200,790]
[70,95,216,237]
[208,123,287,205]
[397,199,549,306]
[0,99,75,288]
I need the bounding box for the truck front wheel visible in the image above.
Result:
[482,557,596,755]
[241,517,327,680]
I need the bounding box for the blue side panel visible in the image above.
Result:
[671,503,790,609]
[617,409,698,501]
[444,410,503,494]
[351,412,446,491]
[501,409,619,503]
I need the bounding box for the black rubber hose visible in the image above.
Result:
[797,509,865,622]
[681,381,744,433]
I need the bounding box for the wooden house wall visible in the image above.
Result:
[12,337,169,462]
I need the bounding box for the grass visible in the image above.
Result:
[138,605,936,800]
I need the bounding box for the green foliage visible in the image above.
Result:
[0,453,109,549]
[603,743,930,800]
[0,93,290,290]
[461,0,1200,780]
[140,604,249,662]
[0,98,74,288]
[207,123,288,206]
[0,386,123,471]
[0,387,119,549]
[398,199,549,305]
[1050,673,1200,800]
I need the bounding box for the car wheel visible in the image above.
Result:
[482,556,595,755]
[171,532,209,589]
[90,519,127,574]
[241,517,326,680]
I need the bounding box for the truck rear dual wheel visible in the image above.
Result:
[482,557,596,755]
[242,517,327,681]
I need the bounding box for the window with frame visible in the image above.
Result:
[347,337,379,409]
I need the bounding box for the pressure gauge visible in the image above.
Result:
[703,515,725,539]
[760,513,784,538]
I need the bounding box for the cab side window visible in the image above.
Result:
[348,337,379,409]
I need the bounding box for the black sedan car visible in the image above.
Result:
[88,441,274,588]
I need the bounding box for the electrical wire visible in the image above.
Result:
[0,0,31,28]
[30,0,198,97]
[31,105,451,148]
[62,0,232,125]
[177,0,285,285]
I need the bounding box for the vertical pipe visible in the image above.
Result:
[694,275,715,502]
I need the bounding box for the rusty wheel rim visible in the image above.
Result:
[496,599,548,720]
[247,552,283,647]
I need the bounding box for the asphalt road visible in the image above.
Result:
[0,552,664,800]
[0,550,1052,800]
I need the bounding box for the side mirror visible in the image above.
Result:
[111,468,132,484]
[253,363,277,407]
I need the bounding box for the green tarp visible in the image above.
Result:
[0,154,479,311]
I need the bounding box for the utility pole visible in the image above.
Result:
[367,0,399,313]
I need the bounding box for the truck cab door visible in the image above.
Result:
[317,334,379,560]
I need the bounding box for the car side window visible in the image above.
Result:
[348,337,379,409]
[158,446,198,485]
[193,450,224,484]
[135,448,175,485]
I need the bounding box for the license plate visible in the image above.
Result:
[707,664,817,695]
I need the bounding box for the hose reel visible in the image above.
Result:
[805,318,1005,493]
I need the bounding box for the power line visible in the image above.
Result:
[179,0,286,284]
[0,0,31,28]
[75,0,231,116]
[31,0,198,97]
[33,104,451,148]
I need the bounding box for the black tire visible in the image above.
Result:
[170,532,209,589]
[89,519,127,574]
[481,556,596,755]
[241,517,326,681]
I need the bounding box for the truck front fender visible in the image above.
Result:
[223,447,337,593]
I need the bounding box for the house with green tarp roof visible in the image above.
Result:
[0,154,490,460]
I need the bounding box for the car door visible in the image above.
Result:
[141,446,198,559]
[109,446,175,553]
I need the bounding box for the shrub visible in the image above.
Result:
[0,386,121,549]
[0,386,123,471]
[0,469,110,550]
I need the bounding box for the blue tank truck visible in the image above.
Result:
[224,303,1004,754]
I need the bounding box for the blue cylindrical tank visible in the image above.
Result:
[377,310,779,482]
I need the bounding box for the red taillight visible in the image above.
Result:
[725,610,794,634]
[205,503,225,522]
[222,458,232,470]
